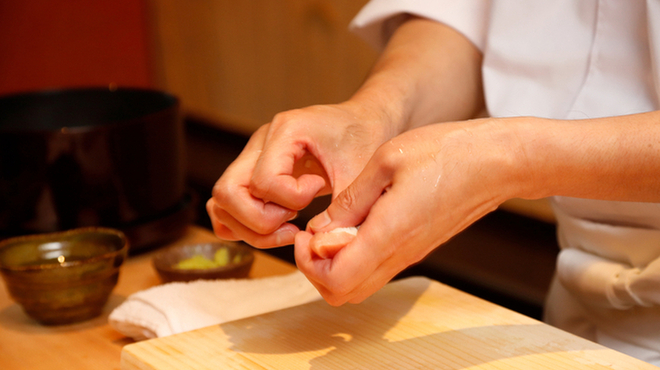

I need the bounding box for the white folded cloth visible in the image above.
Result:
[109,270,322,340]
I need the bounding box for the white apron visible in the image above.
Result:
[351,0,660,364]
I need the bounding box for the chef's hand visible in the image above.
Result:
[206,16,487,250]
[206,103,390,248]
[295,119,523,305]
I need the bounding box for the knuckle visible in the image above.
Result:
[374,144,403,173]
[249,239,272,249]
[248,176,272,201]
[334,186,359,213]
[324,280,353,302]
[270,109,303,129]
[210,221,234,241]
[251,222,278,236]
[211,180,233,207]
[323,295,346,307]
[205,197,215,214]
[285,192,310,211]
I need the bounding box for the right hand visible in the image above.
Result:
[295,119,522,305]
[206,102,392,248]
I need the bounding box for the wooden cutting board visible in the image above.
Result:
[121,277,657,369]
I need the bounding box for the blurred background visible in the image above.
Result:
[0,0,376,133]
[0,0,559,320]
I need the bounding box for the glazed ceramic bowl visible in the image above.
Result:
[153,242,254,283]
[0,227,128,325]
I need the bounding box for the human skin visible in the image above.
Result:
[206,17,484,247]
[299,113,660,306]
[207,16,660,306]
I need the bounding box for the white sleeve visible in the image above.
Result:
[349,0,491,52]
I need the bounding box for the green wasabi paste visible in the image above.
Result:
[175,248,242,270]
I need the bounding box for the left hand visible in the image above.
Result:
[206,103,390,249]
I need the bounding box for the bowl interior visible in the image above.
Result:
[153,242,254,282]
[0,228,127,269]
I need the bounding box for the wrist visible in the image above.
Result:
[504,116,570,201]
[471,117,551,204]
[338,92,406,144]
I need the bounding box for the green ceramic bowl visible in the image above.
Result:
[0,227,128,325]
[153,242,254,283]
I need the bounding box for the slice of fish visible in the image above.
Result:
[309,227,358,259]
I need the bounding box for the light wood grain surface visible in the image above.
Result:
[146,0,377,135]
[122,276,658,370]
[0,226,295,370]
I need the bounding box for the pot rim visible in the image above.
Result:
[0,86,180,134]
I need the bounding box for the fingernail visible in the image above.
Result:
[309,211,331,232]
[275,230,295,246]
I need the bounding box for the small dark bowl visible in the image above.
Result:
[0,227,128,325]
[153,242,254,283]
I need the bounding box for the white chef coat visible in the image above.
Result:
[351,0,660,365]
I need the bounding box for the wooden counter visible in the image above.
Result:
[0,226,295,370]
[122,277,658,370]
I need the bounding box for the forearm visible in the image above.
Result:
[512,112,660,202]
[346,16,485,139]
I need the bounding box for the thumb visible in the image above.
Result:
[307,162,391,234]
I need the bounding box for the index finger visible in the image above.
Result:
[210,126,297,235]
[250,139,328,211]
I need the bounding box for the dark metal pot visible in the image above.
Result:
[0,87,190,250]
